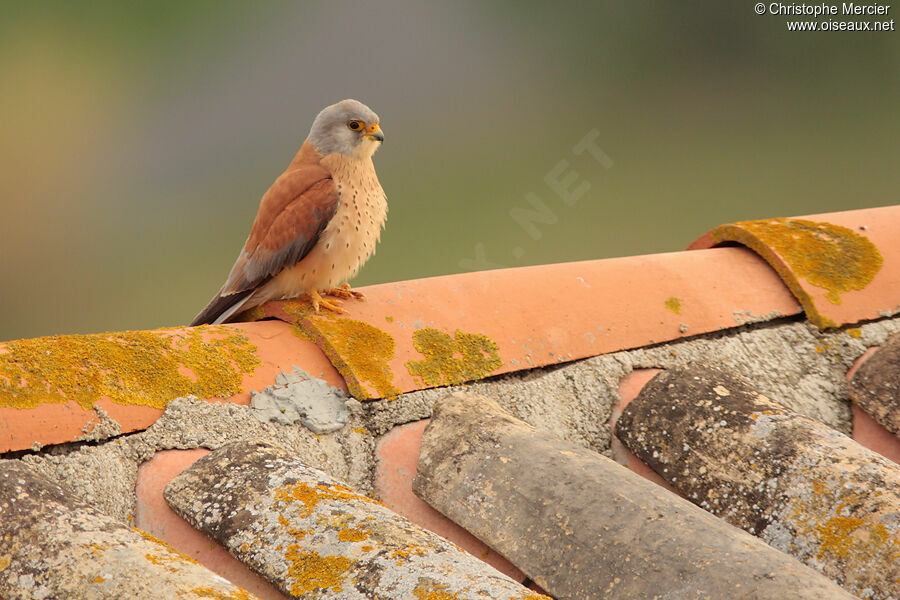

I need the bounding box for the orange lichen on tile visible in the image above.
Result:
[283,546,352,596]
[690,206,900,329]
[273,481,381,518]
[255,246,800,399]
[412,582,459,600]
[788,479,900,581]
[336,525,371,542]
[190,587,257,600]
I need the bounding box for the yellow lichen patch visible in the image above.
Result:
[846,328,862,338]
[273,481,380,518]
[513,594,552,600]
[412,582,460,600]
[337,525,371,542]
[664,296,682,315]
[0,327,260,410]
[815,515,888,560]
[233,304,267,323]
[711,219,883,329]
[0,554,10,571]
[277,514,308,540]
[90,576,105,583]
[390,542,432,565]
[406,328,502,387]
[788,479,900,590]
[284,546,352,596]
[191,586,255,600]
[281,300,316,322]
[294,311,399,400]
[135,528,202,566]
[353,426,367,434]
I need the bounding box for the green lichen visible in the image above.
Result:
[664,296,682,314]
[711,218,883,329]
[406,328,502,387]
[0,327,260,410]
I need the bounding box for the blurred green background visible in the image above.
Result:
[1,2,897,340]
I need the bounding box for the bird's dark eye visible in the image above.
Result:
[347,120,362,131]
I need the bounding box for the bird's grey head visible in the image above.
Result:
[307,99,384,159]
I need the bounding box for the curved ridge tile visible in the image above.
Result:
[255,247,800,399]
[688,206,900,329]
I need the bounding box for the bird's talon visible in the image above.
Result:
[323,283,365,301]
[309,289,347,314]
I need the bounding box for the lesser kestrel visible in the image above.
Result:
[190,99,387,326]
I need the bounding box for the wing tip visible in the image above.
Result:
[189,290,255,326]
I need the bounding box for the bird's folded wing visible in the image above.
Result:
[220,165,339,294]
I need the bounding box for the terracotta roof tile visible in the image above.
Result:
[257,246,800,399]
[4,205,900,598]
[688,206,900,329]
[0,320,342,452]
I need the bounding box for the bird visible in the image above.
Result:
[190,99,387,326]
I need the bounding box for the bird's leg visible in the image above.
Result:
[308,288,347,314]
[323,282,365,301]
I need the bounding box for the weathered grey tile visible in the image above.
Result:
[617,366,900,600]
[414,391,857,600]
[0,460,258,600]
[849,332,900,435]
[165,440,545,599]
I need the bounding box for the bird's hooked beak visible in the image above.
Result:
[365,123,384,143]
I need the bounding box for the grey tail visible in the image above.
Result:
[189,289,256,326]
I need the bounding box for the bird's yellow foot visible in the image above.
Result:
[324,283,365,301]
[308,288,346,314]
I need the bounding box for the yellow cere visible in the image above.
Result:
[0,326,260,410]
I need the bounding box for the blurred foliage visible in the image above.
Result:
[0,1,897,339]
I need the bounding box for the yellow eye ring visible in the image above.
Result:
[347,120,363,131]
